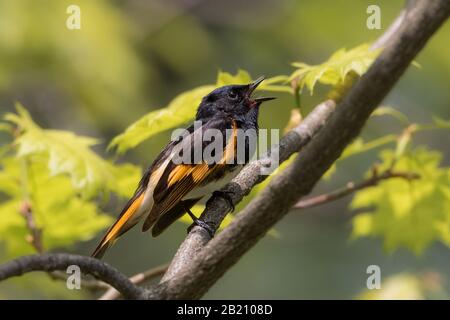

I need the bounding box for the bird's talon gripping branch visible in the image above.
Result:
[186,208,215,237]
[212,190,235,212]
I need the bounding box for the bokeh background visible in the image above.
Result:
[0,0,449,299]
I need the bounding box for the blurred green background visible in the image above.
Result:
[0,0,449,299]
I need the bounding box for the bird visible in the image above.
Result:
[92,76,275,259]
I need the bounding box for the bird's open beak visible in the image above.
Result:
[248,76,266,95]
[254,97,276,103]
[247,76,276,105]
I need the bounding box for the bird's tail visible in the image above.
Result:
[91,192,145,259]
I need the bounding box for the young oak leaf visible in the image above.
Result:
[290,44,380,94]
[109,85,215,154]
[217,70,290,93]
[216,69,253,85]
[5,103,137,198]
[109,70,290,154]
[0,158,112,256]
[351,147,450,255]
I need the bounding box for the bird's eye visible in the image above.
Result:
[228,90,238,100]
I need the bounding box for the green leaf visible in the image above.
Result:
[5,103,124,198]
[0,157,22,197]
[217,70,291,93]
[110,70,290,154]
[0,199,29,255]
[108,163,142,198]
[0,158,112,256]
[259,75,292,93]
[290,44,380,94]
[351,147,450,255]
[216,69,253,85]
[109,85,214,154]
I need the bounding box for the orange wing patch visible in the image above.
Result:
[220,120,237,165]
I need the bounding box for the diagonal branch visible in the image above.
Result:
[149,0,450,299]
[160,0,421,283]
[0,254,146,300]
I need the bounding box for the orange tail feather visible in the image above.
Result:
[91,192,145,259]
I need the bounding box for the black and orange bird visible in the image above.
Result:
[92,77,275,258]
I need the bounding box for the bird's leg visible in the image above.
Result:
[211,190,235,212]
[185,206,215,238]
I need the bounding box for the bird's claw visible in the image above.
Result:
[187,219,215,238]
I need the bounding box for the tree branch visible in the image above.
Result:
[49,270,111,291]
[0,254,146,300]
[148,0,450,299]
[18,202,114,292]
[99,263,168,300]
[293,170,420,210]
[17,197,167,298]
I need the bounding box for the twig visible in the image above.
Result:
[17,193,166,296]
[18,201,112,291]
[99,263,168,300]
[293,170,420,209]
[48,270,110,291]
[0,254,146,300]
[47,263,168,296]
[19,202,44,253]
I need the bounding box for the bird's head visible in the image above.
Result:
[196,76,275,121]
